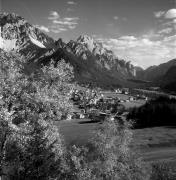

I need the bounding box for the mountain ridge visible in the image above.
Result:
[138,58,176,82]
[2,12,176,90]
[0,12,55,61]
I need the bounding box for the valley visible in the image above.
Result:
[58,90,176,165]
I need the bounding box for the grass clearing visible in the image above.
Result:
[120,100,146,109]
[102,92,146,109]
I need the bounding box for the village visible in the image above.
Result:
[66,87,148,121]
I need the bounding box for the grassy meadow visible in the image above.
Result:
[58,118,176,165]
[58,92,176,166]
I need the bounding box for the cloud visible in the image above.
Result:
[158,27,172,34]
[154,9,176,19]
[113,16,119,20]
[47,12,79,33]
[163,35,176,48]
[162,19,176,30]
[67,8,74,12]
[153,9,175,37]
[154,11,165,18]
[141,30,160,39]
[48,11,60,20]
[96,35,176,68]
[35,25,50,33]
[53,20,77,25]
[52,17,79,30]
[119,36,137,41]
[67,1,77,5]
[165,9,176,19]
[49,26,67,33]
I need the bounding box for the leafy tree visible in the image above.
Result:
[12,114,65,180]
[0,51,74,179]
[90,117,150,180]
[0,51,24,179]
[64,145,95,180]
[0,108,18,179]
[150,162,176,180]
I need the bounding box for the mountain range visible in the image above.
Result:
[134,58,176,92]
[0,13,175,91]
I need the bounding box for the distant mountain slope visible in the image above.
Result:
[134,58,176,92]
[140,59,176,82]
[160,65,176,93]
[163,65,176,81]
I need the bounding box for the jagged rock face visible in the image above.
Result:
[0,13,55,60]
[55,38,66,49]
[67,35,114,59]
[67,35,136,77]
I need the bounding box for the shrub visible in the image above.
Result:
[89,117,150,180]
[150,162,176,180]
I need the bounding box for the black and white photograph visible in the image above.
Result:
[0,0,176,179]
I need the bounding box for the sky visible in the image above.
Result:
[1,0,176,68]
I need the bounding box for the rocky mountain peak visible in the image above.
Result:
[67,34,113,59]
[77,34,93,43]
[0,13,26,26]
[76,34,106,55]
[0,12,55,60]
[55,38,66,49]
[76,35,96,53]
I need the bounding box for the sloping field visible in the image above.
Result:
[58,119,176,164]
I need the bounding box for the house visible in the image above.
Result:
[129,97,134,101]
[122,88,129,95]
[80,113,85,119]
[67,114,73,120]
[115,89,122,94]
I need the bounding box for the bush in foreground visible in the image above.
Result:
[150,162,176,180]
[89,118,150,180]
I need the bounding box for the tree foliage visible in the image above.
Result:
[90,118,150,180]
[0,51,73,179]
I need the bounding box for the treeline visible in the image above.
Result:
[128,96,176,128]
